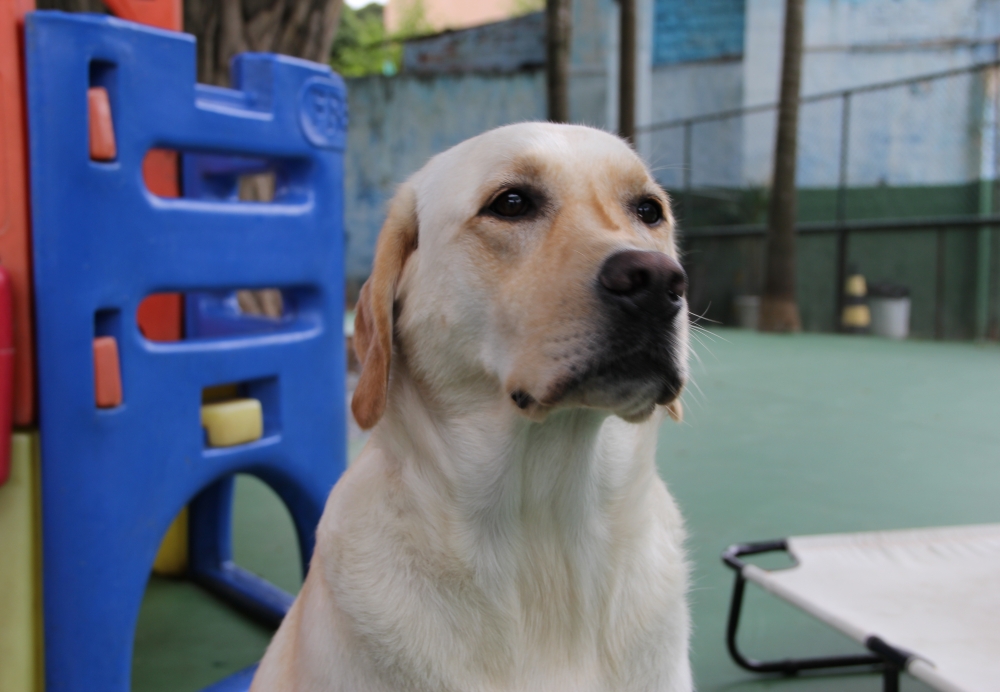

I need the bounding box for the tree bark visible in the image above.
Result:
[185,0,342,87]
[546,0,571,123]
[617,0,636,143]
[760,0,804,332]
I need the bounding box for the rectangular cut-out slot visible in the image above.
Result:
[201,377,279,449]
[187,289,298,339]
[238,171,276,202]
[88,61,117,162]
[94,308,123,408]
[141,149,309,204]
[136,287,319,343]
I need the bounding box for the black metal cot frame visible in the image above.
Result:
[722,540,917,692]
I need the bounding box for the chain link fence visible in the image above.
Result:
[638,62,1000,339]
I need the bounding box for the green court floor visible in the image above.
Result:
[133,330,1000,691]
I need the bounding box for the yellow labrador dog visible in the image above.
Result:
[251,122,691,692]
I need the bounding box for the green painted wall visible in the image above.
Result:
[675,183,1000,340]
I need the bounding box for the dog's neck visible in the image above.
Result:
[372,358,666,614]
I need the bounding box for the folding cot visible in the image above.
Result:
[724,524,1000,692]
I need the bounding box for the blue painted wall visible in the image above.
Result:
[653,0,746,66]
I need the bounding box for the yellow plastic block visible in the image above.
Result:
[201,398,263,447]
[0,432,42,692]
[153,507,188,576]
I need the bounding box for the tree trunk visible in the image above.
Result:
[546,0,571,123]
[759,0,804,332]
[185,0,342,87]
[617,0,636,143]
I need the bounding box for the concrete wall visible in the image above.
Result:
[643,59,744,189]
[653,0,746,66]
[741,0,999,187]
[570,0,616,130]
[402,12,545,75]
[641,0,1000,190]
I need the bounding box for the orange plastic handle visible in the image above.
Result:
[93,336,123,409]
[87,87,117,161]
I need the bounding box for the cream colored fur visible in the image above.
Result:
[251,123,691,692]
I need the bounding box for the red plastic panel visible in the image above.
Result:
[136,294,183,342]
[142,148,180,198]
[0,0,36,426]
[102,0,181,31]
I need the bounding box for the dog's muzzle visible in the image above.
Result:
[591,249,688,403]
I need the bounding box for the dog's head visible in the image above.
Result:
[352,123,688,430]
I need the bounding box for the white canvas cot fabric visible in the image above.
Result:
[738,524,1000,692]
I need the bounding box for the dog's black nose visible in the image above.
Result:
[598,250,687,317]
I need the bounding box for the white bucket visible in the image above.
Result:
[734,295,760,330]
[869,297,910,339]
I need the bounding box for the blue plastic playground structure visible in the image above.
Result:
[25,12,347,691]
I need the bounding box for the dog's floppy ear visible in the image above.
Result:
[352,184,418,430]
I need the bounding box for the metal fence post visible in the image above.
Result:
[976,66,998,340]
[936,230,946,339]
[683,119,693,225]
[834,91,851,330]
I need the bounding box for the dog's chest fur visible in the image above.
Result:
[312,406,690,692]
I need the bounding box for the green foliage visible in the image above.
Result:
[393,0,434,37]
[330,0,540,78]
[330,1,441,78]
[511,0,545,16]
[330,3,402,78]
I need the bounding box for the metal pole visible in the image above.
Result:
[618,0,636,143]
[976,66,997,339]
[546,0,572,123]
[883,668,900,692]
[936,230,946,339]
[683,120,693,225]
[834,92,851,331]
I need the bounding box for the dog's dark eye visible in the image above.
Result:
[489,190,531,218]
[637,199,663,225]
